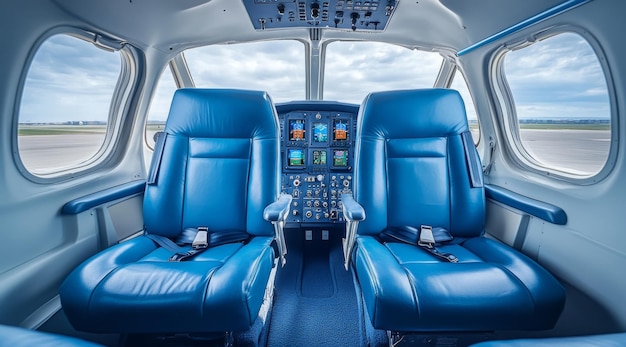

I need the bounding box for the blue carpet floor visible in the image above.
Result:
[266,230,361,347]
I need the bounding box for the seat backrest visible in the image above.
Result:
[144,89,280,238]
[354,89,484,237]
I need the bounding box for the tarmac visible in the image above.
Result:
[17,129,610,175]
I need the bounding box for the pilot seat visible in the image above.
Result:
[59,89,291,341]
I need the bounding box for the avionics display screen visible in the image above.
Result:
[289,120,305,141]
[333,149,348,167]
[333,120,348,141]
[312,150,327,165]
[287,149,305,167]
[312,122,328,143]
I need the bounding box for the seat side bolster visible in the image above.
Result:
[0,325,104,347]
[204,237,274,330]
[59,237,158,327]
[463,238,566,326]
[355,236,418,330]
[470,332,626,347]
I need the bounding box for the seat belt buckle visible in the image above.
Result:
[192,227,209,249]
[418,225,435,249]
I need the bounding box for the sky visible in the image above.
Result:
[19,32,610,124]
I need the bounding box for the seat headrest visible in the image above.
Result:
[358,89,469,139]
[164,88,278,139]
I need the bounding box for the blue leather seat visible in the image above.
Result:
[342,89,565,332]
[470,333,626,346]
[0,325,103,347]
[60,89,290,334]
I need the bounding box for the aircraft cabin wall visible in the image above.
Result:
[0,1,155,328]
[455,0,626,334]
[0,0,625,343]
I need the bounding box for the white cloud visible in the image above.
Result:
[22,32,610,125]
[323,42,443,103]
[504,32,610,119]
[185,41,306,102]
[183,41,444,105]
[19,34,121,123]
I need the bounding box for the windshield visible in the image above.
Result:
[183,40,443,104]
[184,40,305,102]
[324,41,443,103]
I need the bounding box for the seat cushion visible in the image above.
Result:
[470,333,626,347]
[354,236,565,332]
[60,236,274,333]
[0,325,103,347]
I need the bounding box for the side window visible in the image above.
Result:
[18,34,122,176]
[502,32,611,177]
[145,66,178,149]
[450,70,480,144]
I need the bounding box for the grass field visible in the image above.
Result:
[18,125,107,136]
[519,123,610,130]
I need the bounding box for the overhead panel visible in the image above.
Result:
[242,0,398,32]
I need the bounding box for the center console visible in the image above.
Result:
[276,102,359,229]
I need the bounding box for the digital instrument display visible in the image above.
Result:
[278,107,356,226]
[333,149,348,167]
[289,120,305,141]
[312,122,328,143]
[312,150,327,165]
[333,119,348,141]
[288,149,305,167]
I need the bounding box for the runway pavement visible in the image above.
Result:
[17,129,610,175]
[519,129,609,174]
[18,134,105,172]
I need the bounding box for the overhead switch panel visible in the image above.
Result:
[242,0,398,31]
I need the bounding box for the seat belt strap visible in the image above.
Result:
[145,233,186,254]
[379,225,458,263]
[145,227,249,262]
[192,227,209,249]
[418,225,458,263]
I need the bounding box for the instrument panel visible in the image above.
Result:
[276,102,358,228]
[242,0,399,32]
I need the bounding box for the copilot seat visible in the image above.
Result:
[342,89,566,333]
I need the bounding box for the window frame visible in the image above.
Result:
[13,27,137,183]
[492,26,618,184]
[447,66,481,146]
[144,63,179,151]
